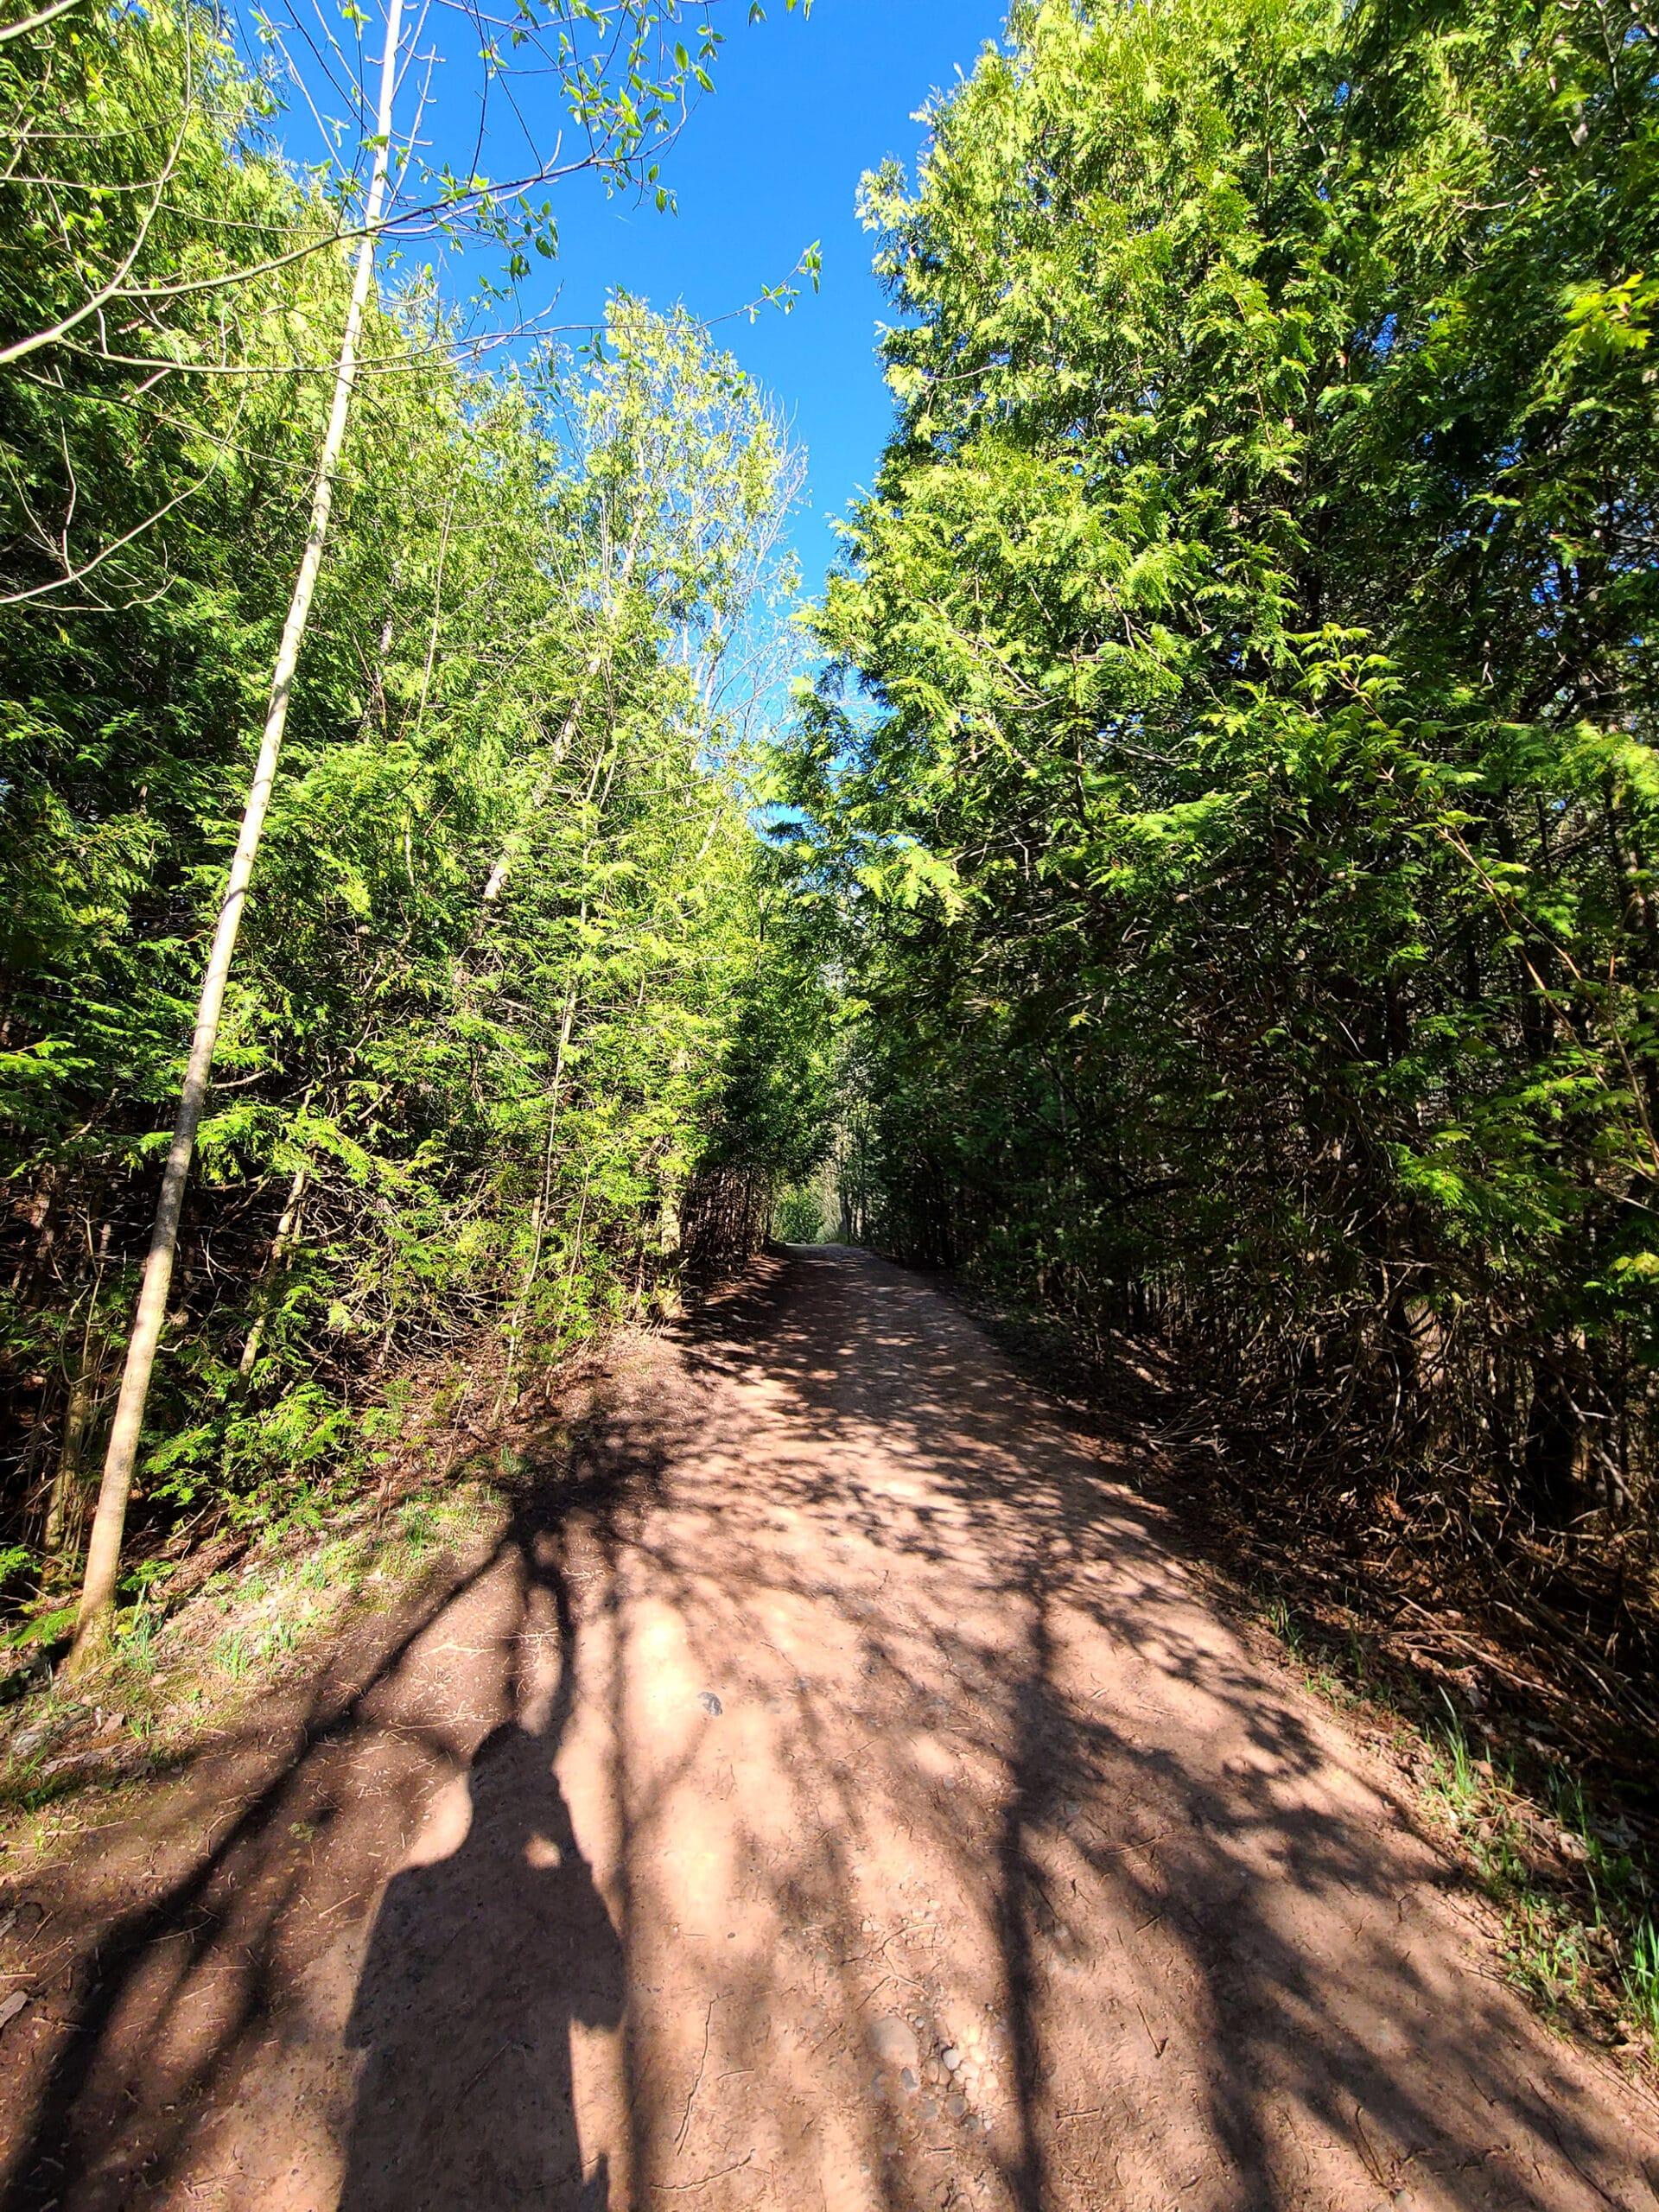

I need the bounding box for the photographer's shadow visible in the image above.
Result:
[339,1720,623,2211]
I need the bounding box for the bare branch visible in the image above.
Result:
[0,0,84,47]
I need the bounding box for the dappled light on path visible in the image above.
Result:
[0,1249,1654,2209]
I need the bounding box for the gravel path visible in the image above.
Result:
[1,1245,1655,2210]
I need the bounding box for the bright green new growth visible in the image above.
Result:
[1,1,830,1631]
[787,0,1659,1524]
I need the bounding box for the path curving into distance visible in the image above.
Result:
[2,1247,1655,2209]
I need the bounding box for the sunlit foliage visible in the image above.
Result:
[0,5,828,1597]
[788,0,1659,1525]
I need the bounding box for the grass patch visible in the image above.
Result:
[1625,1917,1659,2045]
[1266,1611,1659,2068]
[0,1474,505,1843]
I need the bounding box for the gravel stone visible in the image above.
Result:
[869,2015,919,2071]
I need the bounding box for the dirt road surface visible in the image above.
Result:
[1,1247,1655,2210]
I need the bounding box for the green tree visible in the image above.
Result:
[0,3,829,1651]
[789,0,1659,1525]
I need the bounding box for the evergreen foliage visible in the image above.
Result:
[786,0,1659,1529]
[9,0,1659,1675]
[1,2,828,1613]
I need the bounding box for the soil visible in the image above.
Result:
[0,1244,1656,2211]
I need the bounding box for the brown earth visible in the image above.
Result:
[0,1244,1656,2211]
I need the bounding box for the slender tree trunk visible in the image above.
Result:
[238,1160,310,1378]
[495,978,580,1415]
[551,1173,593,1342]
[68,0,404,1674]
[410,486,457,740]
[480,510,644,908]
[480,681,589,906]
[43,1275,103,1576]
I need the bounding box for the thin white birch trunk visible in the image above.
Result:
[237,1160,310,1378]
[68,0,405,1672]
[479,509,645,908]
[480,679,589,906]
[43,1274,103,1573]
[493,975,579,1418]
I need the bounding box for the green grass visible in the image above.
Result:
[117,1605,162,1681]
[1624,1918,1659,2044]
[1263,1593,1304,1658]
[397,1500,440,1554]
[1254,1595,1657,2066]
[1418,1712,1656,2055]
[0,1477,504,1862]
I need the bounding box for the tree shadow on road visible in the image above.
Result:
[0,1412,677,2212]
[0,1248,1653,2212]
[639,1244,1655,2212]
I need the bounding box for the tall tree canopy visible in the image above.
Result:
[1,1,830,1624]
[788,0,1659,1525]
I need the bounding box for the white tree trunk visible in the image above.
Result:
[238,1160,310,1378]
[68,0,405,1672]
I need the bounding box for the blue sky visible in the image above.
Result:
[513,0,1010,588]
[253,0,1010,593]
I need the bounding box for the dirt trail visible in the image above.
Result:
[1,1246,1656,2211]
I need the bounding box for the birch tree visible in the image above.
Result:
[61,0,777,1666]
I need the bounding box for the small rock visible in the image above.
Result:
[900,2068,918,2094]
[697,1691,723,1717]
[869,2015,918,2071]
[920,2099,938,2121]
[942,2046,961,2071]
[0,1993,28,2032]
[947,2094,968,2120]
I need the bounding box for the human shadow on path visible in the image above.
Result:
[0,1373,677,2212]
[338,1717,622,2212]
